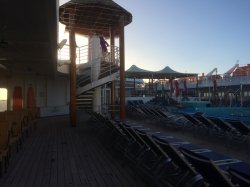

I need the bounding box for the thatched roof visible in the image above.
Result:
[126,65,197,79]
[59,0,132,37]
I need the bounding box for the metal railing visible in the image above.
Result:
[156,74,250,91]
[75,46,120,93]
[58,44,119,64]
[76,58,120,89]
[58,44,89,64]
[58,43,120,94]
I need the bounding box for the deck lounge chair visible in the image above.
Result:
[193,113,222,135]
[133,129,174,186]
[153,134,191,147]
[225,119,250,142]
[181,113,204,130]
[228,167,250,187]
[117,122,150,165]
[153,137,204,187]
[99,117,129,151]
[207,116,240,139]
[179,147,234,187]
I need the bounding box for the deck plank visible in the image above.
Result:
[57,129,67,187]
[32,127,52,187]
[0,116,148,187]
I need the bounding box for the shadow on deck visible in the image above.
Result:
[0,115,147,187]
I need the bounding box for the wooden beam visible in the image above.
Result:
[69,30,77,127]
[119,17,125,121]
[110,26,116,119]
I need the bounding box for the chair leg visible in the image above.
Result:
[7,151,10,167]
[16,141,19,153]
[4,156,8,173]
[0,161,2,177]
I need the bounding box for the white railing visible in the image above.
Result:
[161,74,250,91]
[76,60,120,89]
[57,44,120,94]
[58,44,88,64]
[58,44,119,64]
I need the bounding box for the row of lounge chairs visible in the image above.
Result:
[127,103,184,125]
[87,111,250,187]
[128,102,250,141]
[0,108,38,177]
[182,112,250,143]
[127,100,144,106]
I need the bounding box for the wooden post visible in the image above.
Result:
[110,26,115,64]
[119,17,126,120]
[69,29,77,127]
[110,26,116,119]
[111,81,115,119]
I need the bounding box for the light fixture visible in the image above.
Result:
[0,63,8,70]
[0,57,8,61]
[58,39,67,49]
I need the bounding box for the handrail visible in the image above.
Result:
[57,43,120,93]
[58,44,89,64]
[58,44,119,65]
[162,74,250,90]
[76,46,120,94]
[76,63,119,90]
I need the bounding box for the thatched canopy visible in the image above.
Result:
[59,0,132,37]
[126,65,197,79]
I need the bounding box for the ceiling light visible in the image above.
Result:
[0,57,8,61]
[0,64,8,70]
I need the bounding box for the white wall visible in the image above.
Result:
[40,77,69,117]
[47,78,67,106]
[1,73,70,117]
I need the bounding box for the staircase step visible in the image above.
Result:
[76,90,94,111]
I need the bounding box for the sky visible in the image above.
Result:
[59,0,250,75]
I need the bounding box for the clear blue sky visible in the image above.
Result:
[60,0,250,75]
[114,0,250,75]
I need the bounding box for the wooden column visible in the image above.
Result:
[110,26,116,119]
[111,81,115,119]
[119,17,126,120]
[69,30,77,127]
[110,26,115,64]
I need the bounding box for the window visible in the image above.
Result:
[0,88,7,111]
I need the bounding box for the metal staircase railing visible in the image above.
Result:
[58,44,89,64]
[58,44,120,65]
[58,44,120,110]
[76,58,120,95]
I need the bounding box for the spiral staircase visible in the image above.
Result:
[57,44,120,111]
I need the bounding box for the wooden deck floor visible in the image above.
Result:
[0,115,147,187]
